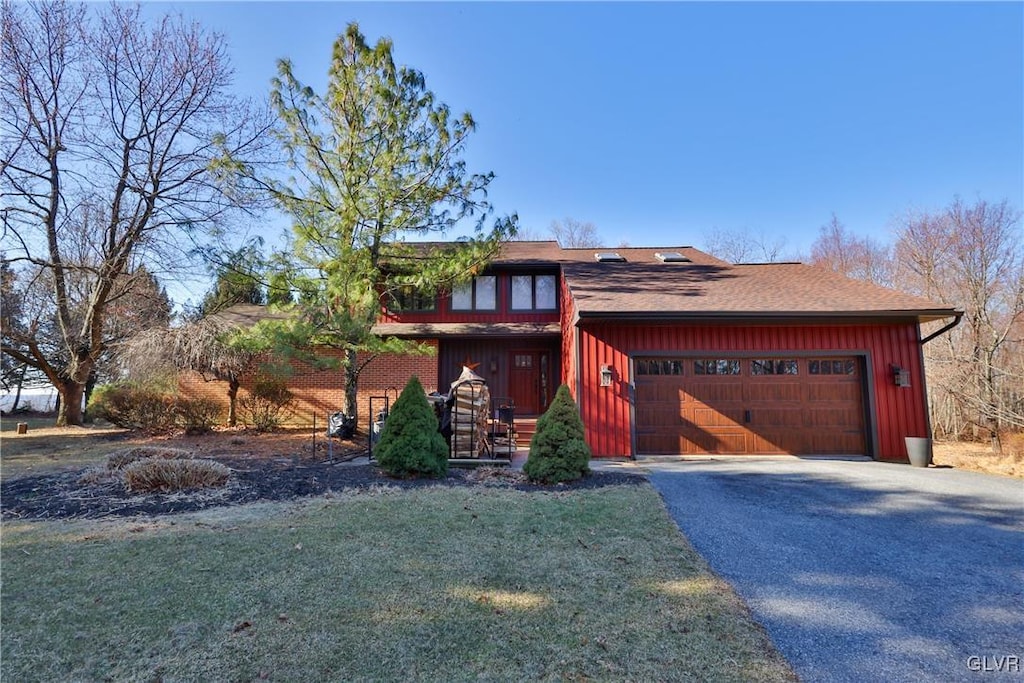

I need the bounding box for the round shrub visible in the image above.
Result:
[88,382,176,433]
[523,385,591,484]
[375,375,448,479]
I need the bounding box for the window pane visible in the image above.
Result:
[832,360,844,375]
[476,276,496,310]
[844,360,856,375]
[636,360,648,375]
[452,282,472,310]
[669,360,683,375]
[511,275,532,309]
[694,360,706,375]
[809,360,820,375]
[535,275,557,309]
[779,360,798,375]
[751,360,771,375]
[717,360,740,375]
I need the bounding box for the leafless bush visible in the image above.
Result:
[107,447,193,471]
[122,458,230,493]
[174,397,223,435]
[238,375,293,432]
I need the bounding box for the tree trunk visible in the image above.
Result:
[10,364,26,412]
[227,378,239,427]
[83,371,98,422]
[55,380,85,426]
[345,348,359,425]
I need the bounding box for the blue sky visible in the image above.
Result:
[149,1,1022,284]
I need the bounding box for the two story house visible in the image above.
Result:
[185,241,959,461]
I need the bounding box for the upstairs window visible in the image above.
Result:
[511,274,557,311]
[388,285,436,312]
[451,275,496,311]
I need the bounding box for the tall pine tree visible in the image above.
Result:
[219,23,517,424]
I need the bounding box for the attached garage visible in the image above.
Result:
[556,247,960,461]
[633,355,867,455]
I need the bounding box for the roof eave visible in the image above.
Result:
[573,309,961,325]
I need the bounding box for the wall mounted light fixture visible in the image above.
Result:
[600,364,614,387]
[891,364,911,388]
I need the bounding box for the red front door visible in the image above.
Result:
[510,350,549,415]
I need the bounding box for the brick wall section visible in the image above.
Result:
[177,341,439,430]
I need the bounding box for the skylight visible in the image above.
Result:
[655,251,690,263]
[595,252,625,262]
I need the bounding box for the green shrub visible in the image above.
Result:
[88,383,177,433]
[238,374,293,432]
[173,396,223,434]
[122,458,230,493]
[523,385,591,484]
[375,375,448,479]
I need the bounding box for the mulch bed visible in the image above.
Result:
[0,455,644,520]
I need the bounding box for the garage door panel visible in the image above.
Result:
[698,383,745,402]
[635,356,867,456]
[805,382,860,402]
[748,383,802,402]
[680,428,745,454]
[755,408,804,427]
[692,407,742,427]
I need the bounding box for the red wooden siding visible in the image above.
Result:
[576,322,929,460]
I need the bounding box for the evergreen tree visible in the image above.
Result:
[217,23,517,425]
[375,376,448,479]
[524,385,591,484]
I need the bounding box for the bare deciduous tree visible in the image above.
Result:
[809,214,894,286]
[1,1,267,425]
[701,227,791,263]
[549,218,601,248]
[895,198,1023,449]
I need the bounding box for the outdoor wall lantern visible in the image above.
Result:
[892,364,911,388]
[600,364,614,387]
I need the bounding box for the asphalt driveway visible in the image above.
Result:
[639,457,1024,682]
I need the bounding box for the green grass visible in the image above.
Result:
[1,485,795,682]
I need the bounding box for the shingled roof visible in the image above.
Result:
[562,250,956,323]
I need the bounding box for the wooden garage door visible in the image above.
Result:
[634,357,866,455]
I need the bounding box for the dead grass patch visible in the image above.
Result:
[932,440,1024,478]
[122,458,230,493]
[465,465,527,485]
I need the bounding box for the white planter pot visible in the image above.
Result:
[905,437,932,467]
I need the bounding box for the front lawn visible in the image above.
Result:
[2,485,796,682]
